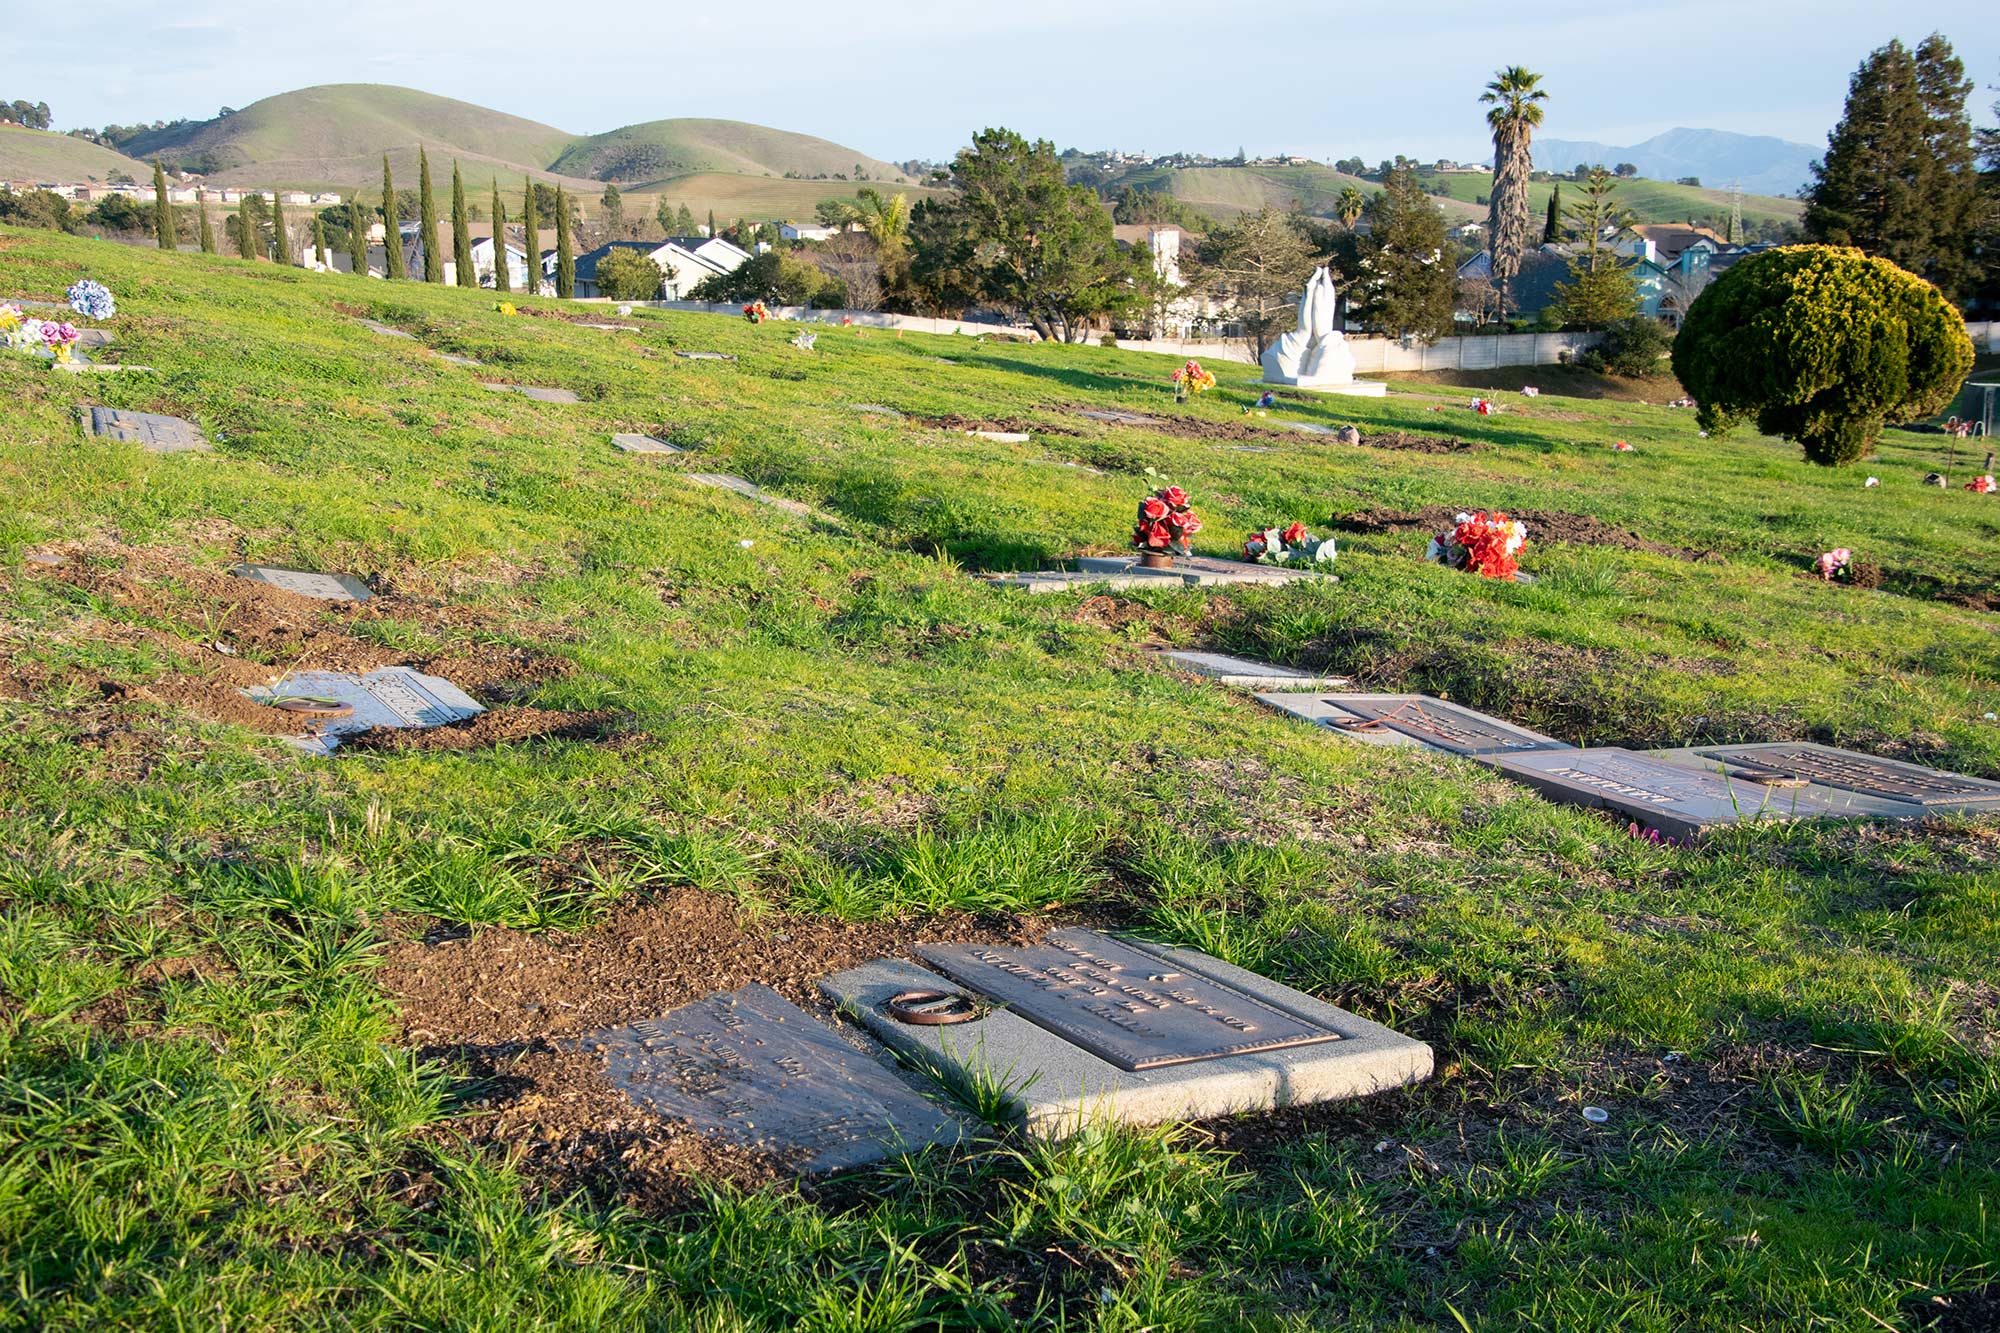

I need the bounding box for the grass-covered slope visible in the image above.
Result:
[1,224,1996,1330]
[0,124,152,184]
[551,116,914,186]
[1428,170,1805,229]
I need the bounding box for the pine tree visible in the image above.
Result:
[520,180,540,295]
[382,154,406,279]
[197,190,216,254]
[1912,33,1980,297]
[555,186,575,299]
[450,162,475,287]
[1542,186,1561,243]
[348,192,368,276]
[1352,165,1456,341]
[419,148,443,282]
[490,181,510,293]
[312,216,329,270]
[600,183,625,239]
[272,193,293,266]
[151,160,175,250]
[237,195,256,259]
[674,204,696,235]
[1804,41,1937,283]
[707,208,717,238]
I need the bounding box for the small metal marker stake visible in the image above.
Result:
[885,990,979,1026]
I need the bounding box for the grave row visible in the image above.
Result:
[987,555,1335,594]
[589,928,1432,1173]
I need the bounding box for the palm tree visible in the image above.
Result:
[1335,186,1366,228]
[1480,65,1548,322]
[854,187,912,288]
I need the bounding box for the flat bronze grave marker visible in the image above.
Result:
[79,407,209,454]
[611,432,683,455]
[673,351,737,361]
[229,564,372,602]
[434,352,482,367]
[1693,743,2000,809]
[481,382,581,404]
[1324,695,1566,756]
[587,984,964,1174]
[1483,747,1859,841]
[1160,651,1351,690]
[244,666,481,755]
[361,320,414,340]
[918,929,1340,1071]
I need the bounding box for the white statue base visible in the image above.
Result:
[1262,265,1389,397]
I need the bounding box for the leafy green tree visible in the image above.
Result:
[150,160,176,249]
[907,128,1140,341]
[674,204,697,235]
[419,148,442,282]
[520,181,540,294]
[815,198,861,228]
[272,194,292,265]
[1349,165,1455,341]
[488,181,510,292]
[1188,207,1314,357]
[555,186,575,298]
[197,190,216,253]
[1673,245,1973,465]
[1551,167,1637,329]
[600,183,625,239]
[1577,315,1672,376]
[88,194,149,233]
[1481,66,1549,319]
[450,163,475,287]
[690,249,841,306]
[595,246,665,300]
[381,155,406,279]
[0,188,75,232]
[348,190,367,275]
[1806,36,1982,298]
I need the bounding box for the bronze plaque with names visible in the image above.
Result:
[1329,696,1565,756]
[917,930,1340,1071]
[1696,743,2000,808]
[588,984,962,1173]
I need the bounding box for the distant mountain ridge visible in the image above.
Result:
[1529,128,1817,197]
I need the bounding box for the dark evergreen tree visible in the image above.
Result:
[707,208,717,238]
[197,189,216,254]
[674,204,697,235]
[312,216,329,270]
[451,162,475,287]
[348,190,367,275]
[236,194,256,259]
[1804,37,1980,296]
[272,193,292,266]
[490,181,510,293]
[555,185,575,298]
[419,148,443,282]
[600,183,625,238]
[150,160,175,250]
[382,154,406,279]
[1542,186,1561,243]
[1349,165,1456,341]
[520,180,540,294]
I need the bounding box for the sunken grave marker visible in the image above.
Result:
[229,564,372,603]
[1689,742,2000,811]
[79,407,209,454]
[244,665,481,755]
[1257,692,1567,756]
[481,382,582,404]
[611,433,684,455]
[1482,747,1860,841]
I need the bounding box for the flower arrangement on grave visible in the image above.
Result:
[743,301,770,324]
[1244,521,1336,567]
[1815,548,1855,582]
[1427,510,1527,580]
[1172,359,1215,402]
[1469,397,1498,415]
[495,301,517,316]
[66,279,115,321]
[0,303,22,337]
[1967,474,1997,494]
[1132,482,1201,566]
[1611,439,1633,452]
[791,331,817,351]
[2,313,78,363]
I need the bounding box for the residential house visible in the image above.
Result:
[402,221,559,290]
[569,235,752,300]
[1112,222,1227,339]
[779,221,838,242]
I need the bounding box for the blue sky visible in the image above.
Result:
[9,0,1998,162]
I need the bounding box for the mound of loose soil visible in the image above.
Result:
[1064,405,1293,443]
[1357,431,1485,455]
[340,706,611,752]
[21,542,574,738]
[1330,506,1715,562]
[1804,561,1998,612]
[919,412,1081,437]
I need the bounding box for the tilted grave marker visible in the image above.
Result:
[1076,408,1159,427]
[243,666,481,755]
[586,984,965,1173]
[1256,692,1567,756]
[823,929,1430,1133]
[434,352,482,368]
[1482,747,1861,841]
[967,430,1031,443]
[1690,742,2000,812]
[481,382,581,404]
[1160,651,1351,691]
[611,433,684,455]
[229,564,372,603]
[79,407,209,454]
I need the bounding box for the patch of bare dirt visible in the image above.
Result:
[1356,431,1486,455]
[381,886,1059,1048]
[1063,404,1297,443]
[919,412,1082,437]
[1803,561,2000,612]
[340,706,612,752]
[1913,1283,2000,1332]
[1330,506,1716,562]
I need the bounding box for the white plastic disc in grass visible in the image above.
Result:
[1582,1106,1610,1124]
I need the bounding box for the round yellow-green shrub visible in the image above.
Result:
[1672,245,1974,466]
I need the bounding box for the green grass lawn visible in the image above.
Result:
[1,225,1996,1331]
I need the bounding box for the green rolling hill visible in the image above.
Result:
[551,118,912,188]
[0,125,153,185]
[1426,171,1802,230]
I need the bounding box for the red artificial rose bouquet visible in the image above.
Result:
[1427,510,1528,580]
[1133,483,1201,556]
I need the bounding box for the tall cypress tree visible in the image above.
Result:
[151,160,176,250]
[707,208,716,238]
[272,194,293,266]
[451,162,475,287]
[237,195,256,259]
[197,190,216,254]
[490,180,510,293]
[382,154,406,279]
[348,192,368,276]
[419,148,443,283]
[1542,186,1561,243]
[520,181,541,295]
[555,186,575,299]
[312,216,329,270]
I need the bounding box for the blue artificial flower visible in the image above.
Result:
[66,279,116,321]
